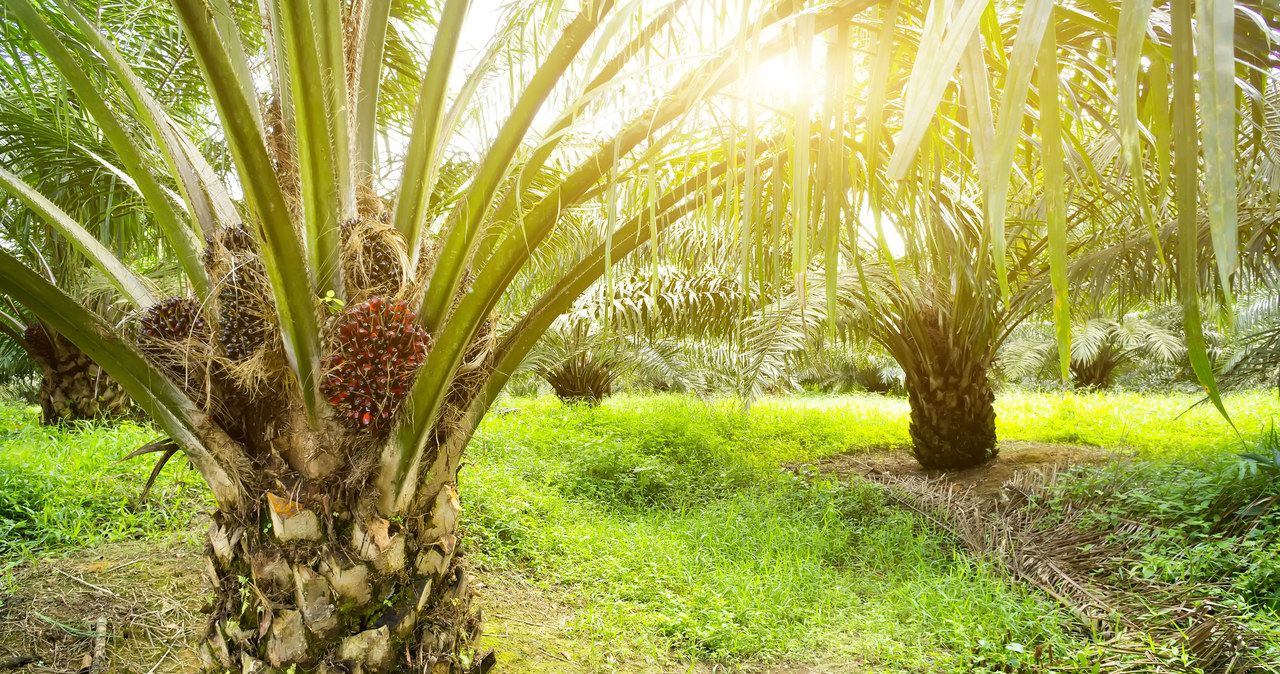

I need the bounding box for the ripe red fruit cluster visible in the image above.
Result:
[322,297,432,430]
[138,298,208,342]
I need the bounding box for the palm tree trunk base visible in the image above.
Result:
[25,324,131,425]
[906,372,998,470]
[197,499,494,674]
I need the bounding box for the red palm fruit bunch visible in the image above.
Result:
[322,296,432,430]
[138,298,209,344]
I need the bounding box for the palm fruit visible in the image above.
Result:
[322,296,431,430]
[221,224,256,252]
[216,271,270,362]
[342,216,404,295]
[138,298,208,344]
[203,223,270,361]
[136,299,210,384]
[138,297,208,352]
[364,235,402,293]
[203,224,256,267]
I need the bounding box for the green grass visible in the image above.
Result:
[466,395,1082,670]
[0,406,207,557]
[993,389,1279,457]
[2,389,1275,670]
[757,388,1279,458]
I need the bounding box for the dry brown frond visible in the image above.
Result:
[868,465,1266,673]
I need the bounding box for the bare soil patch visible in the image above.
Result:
[806,440,1130,502]
[0,535,207,674]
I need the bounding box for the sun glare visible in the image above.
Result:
[859,204,906,258]
[747,56,816,107]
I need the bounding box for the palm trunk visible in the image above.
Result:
[198,472,494,673]
[24,323,131,425]
[904,361,998,469]
[1070,346,1118,390]
[178,351,501,674]
[899,310,998,470]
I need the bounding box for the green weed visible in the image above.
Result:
[0,406,207,556]
[994,389,1278,457]
[466,394,1082,668]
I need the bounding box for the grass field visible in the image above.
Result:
[1,389,1277,672]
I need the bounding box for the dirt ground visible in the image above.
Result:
[803,440,1128,502]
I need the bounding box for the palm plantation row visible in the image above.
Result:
[0,0,1275,670]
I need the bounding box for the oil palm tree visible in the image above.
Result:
[0,92,168,422]
[523,270,740,403]
[736,0,1274,469]
[0,0,877,669]
[1001,313,1186,389]
[524,316,705,404]
[1222,285,1280,390]
[0,0,220,422]
[0,90,152,422]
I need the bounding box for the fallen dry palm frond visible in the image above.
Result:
[863,463,1267,673]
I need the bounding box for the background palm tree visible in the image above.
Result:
[4,275,142,424]
[1001,312,1186,390]
[0,0,221,422]
[1222,286,1280,390]
[524,316,704,404]
[520,268,745,404]
[745,0,1277,469]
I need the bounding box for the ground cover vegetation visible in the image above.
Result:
[2,391,1279,672]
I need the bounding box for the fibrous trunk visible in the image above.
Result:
[23,323,131,425]
[198,459,494,674]
[901,313,998,470]
[905,365,998,469]
[1070,359,1116,390]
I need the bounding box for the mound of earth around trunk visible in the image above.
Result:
[802,441,1130,502]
